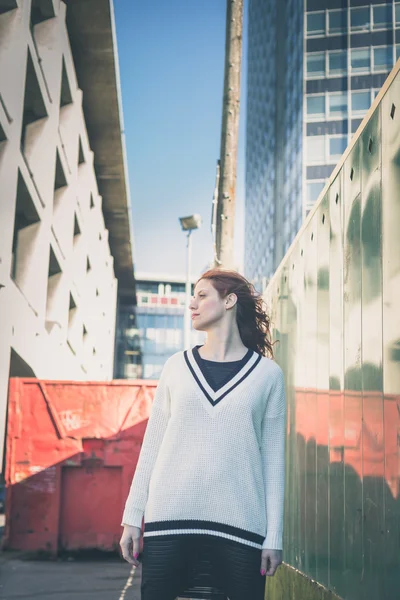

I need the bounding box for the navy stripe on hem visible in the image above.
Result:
[143,519,264,545]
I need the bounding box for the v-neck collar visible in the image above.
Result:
[192,345,253,392]
[184,346,262,410]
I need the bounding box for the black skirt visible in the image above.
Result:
[140,533,266,600]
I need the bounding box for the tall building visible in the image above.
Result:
[245,0,399,287]
[0,0,135,471]
[115,273,206,380]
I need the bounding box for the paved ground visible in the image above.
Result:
[0,551,142,600]
[0,512,142,600]
[0,515,201,600]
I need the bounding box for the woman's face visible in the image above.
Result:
[189,279,226,331]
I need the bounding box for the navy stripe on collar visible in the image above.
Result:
[192,345,253,392]
[184,349,262,406]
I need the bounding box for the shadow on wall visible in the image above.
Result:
[279,404,400,600]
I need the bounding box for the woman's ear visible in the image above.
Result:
[225,293,237,309]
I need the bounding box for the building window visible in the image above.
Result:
[328,9,347,35]
[329,136,348,161]
[372,4,392,30]
[307,53,325,77]
[328,50,347,75]
[306,136,325,163]
[351,48,370,73]
[306,181,325,206]
[146,315,155,328]
[350,7,370,32]
[397,44,400,61]
[328,92,348,118]
[396,3,400,27]
[307,94,325,118]
[351,90,371,114]
[373,46,392,72]
[306,11,325,37]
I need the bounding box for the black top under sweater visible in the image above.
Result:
[192,344,253,391]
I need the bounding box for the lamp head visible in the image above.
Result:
[179,214,202,231]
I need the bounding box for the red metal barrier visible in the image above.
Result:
[294,388,399,499]
[3,378,157,555]
[4,379,398,556]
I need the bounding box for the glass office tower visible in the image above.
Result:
[246,0,399,288]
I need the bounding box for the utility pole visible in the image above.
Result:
[211,160,220,266]
[214,0,243,269]
[184,230,192,350]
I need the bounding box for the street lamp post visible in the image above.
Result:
[179,214,202,350]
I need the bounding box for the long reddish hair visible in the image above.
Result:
[196,268,274,358]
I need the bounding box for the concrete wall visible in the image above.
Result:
[0,0,119,470]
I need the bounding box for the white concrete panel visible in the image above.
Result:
[0,0,120,470]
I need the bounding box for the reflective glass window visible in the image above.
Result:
[307,181,325,204]
[397,44,400,60]
[329,136,348,160]
[307,53,325,77]
[307,95,325,117]
[137,282,159,293]
[328,92,348,117]
[373,46,393,71]
[307,12,325,37]
[396,3,400,26]
[351,7,370,32]
[146,315,155,328]
[328,50,347,75]
[306,136,325,163]
[351,90,371,113]
[328,9,347,34]
[351,48,371,72]
[372,5,392,30]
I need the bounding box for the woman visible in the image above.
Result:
[120,268,286,600]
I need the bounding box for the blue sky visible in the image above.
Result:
[113,0,247,278]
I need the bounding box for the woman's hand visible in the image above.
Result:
[260,548,282,576]
[120,524,142,566]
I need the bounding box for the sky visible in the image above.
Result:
[113,0,247,279]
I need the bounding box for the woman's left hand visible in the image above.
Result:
[260,548,282,576]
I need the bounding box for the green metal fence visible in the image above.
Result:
[264,60,400,600]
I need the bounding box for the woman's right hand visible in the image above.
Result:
[120,524,142,566]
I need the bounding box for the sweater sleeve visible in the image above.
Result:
[121,361,171,528]
[260,366,287,550]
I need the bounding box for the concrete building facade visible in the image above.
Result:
[245,0,399,288]
[0,0,135,471]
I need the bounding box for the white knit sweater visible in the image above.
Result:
[122,346,286,550]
